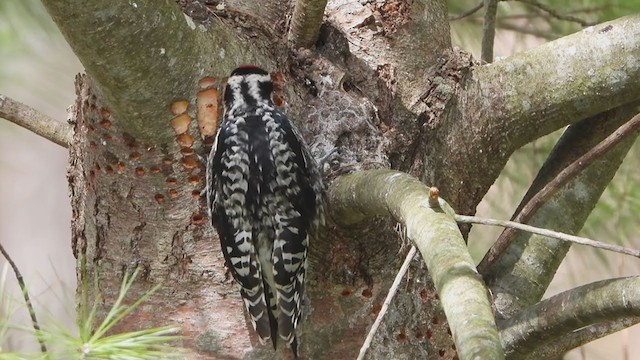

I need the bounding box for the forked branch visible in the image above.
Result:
[478,112,640,273]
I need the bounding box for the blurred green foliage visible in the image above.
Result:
[0,0,56,49]
[0,268,183,359]
[0,0,60,79]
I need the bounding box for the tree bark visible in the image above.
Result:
[44,0,640,358]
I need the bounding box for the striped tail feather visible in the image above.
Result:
[239,285,272,346]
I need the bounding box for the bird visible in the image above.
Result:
[206,65,325,357]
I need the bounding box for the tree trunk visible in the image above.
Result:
[46,1,640,358]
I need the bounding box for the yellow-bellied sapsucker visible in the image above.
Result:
[206,65,325,357]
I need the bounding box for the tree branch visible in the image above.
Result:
[449,1,597,23]
[510,0,595,27]
[0,242,47,352]
[288,0,329,49]
[465,15,640,152]
[482,104,640,318]
[500,277,640,358]
[0,94,71,148]
[478,111,640,274]
[481,0,498,62]
[450,2,483,21]
[495,20,558,40]
[41,0,267,144]
[456,215,640,258]
[438,16,640,225]
[468,17,560,39]
[521,317,640,360]
[329,170,504,360]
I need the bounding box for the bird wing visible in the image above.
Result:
[208,121,273,345]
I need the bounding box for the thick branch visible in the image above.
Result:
[500,277,640,358]
[41,0,266,144]
[478,111,640,273]
[484,105,640,318]
[521,317,640,360]
[329,170,504,360]
[465,15,640,152]
[0,94,71,147]
[288,0,329,49]
[428,16,640,224]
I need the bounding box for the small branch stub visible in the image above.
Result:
[428,187,440,209]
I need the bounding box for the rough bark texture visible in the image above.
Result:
[48,0,640,358]
[68,75,252,357]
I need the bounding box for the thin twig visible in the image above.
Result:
[481,0,499,63]
[0,242,48,352]
[450,1,595,25]
[469,17,559,39]
[495,21,558,40]
[0,94,71,148]
[357,246,417,360]
[450,2,483,21]
[564,6,607,16]
[509,0,594,27]
[478,113,640,274]
[456,215,640,258]
[499,5,605,20]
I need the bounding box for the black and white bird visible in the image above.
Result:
[206,65,325,356]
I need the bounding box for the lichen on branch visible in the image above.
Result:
[500,277,640,358]
[329,169,504,360]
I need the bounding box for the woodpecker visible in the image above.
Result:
[206,65,324,356]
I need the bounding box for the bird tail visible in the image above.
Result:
[239,285,272,346]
